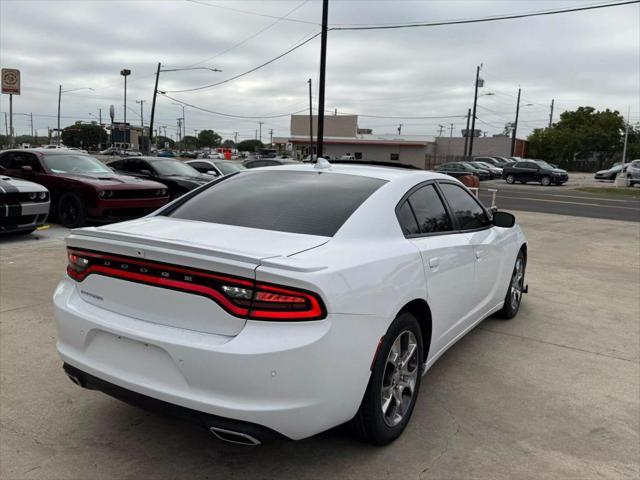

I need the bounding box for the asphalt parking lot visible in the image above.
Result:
[1,210,639,479]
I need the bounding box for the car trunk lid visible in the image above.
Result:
[65,217,329,336]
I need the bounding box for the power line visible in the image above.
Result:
[184,0,318,25]
[160,93,309,119]
[184,0,311,68]
[330,1,639,30]
[164,31,321,93]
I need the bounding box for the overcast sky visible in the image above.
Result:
[1,0,638,142]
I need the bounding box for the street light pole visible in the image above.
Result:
[316,0,329,159]
[57,85,94,145]
[548,99,555,128]
[149,64,221,154]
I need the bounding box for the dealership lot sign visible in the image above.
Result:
[1,68,20,95]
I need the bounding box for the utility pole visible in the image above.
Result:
[99,108,102,126]
[149,62,161,153]
[316,0,329,158]
[136,100,145,152]
[468,65,481,157]
[258,121,263,142]
[234,131,238,151]
[463,108,471,156]
[398,124,403,135]
[57,84,61,145]
[438,124,445,136]
[447,123,454,157]
[269,128,273,146]
[510,87,521,157]
[177,118,182,150]
[30,112,34,141]
[548,98,555,128]
[255,129,257,140]
[308,78,313,161]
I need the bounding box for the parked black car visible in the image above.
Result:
[503,159,569,185]
[468,161,502,178]
[108,157,215,199]
[243,158,300,169]
[435,162,491,180]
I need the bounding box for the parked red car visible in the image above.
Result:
[0,149,170,228]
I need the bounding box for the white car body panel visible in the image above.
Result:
[54,163,527,440]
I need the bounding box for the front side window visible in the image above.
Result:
[165,171,386,237]
[439,183,490,230]
[42,154,112,174]
[8,153,43,172]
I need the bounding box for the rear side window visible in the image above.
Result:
[439,183,490,230]
[406,184,452,234]
[165,171,387,237]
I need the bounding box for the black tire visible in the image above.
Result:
[505,174,515,184]
[540,176,551,186]
[496,250,526,319]
[351,312,423,445]
[57,193,87,228]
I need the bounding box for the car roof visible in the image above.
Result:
[1,148,90,155]
[256,162,451,182]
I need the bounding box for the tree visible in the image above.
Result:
[182,135,198,150]
[197,129,221,148]
[221,139,235,149]
[61,122,107,149]
[527,107,630,171]
[156,136,175,149]
[237,139,263,152]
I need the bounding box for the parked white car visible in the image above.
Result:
[54,161,527,445]
[0,175,50,233]
[185,159,247,177]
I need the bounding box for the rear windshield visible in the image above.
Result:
[165,170,387,237]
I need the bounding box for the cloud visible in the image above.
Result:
[1,0,638,140]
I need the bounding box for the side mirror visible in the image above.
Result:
[492,211,515,228]
[206,170,219,176]
[21,165,34,174]
[139,169,152,176]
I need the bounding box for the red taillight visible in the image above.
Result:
[66,248,326,321]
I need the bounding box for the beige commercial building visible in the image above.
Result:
[276,115,527,169]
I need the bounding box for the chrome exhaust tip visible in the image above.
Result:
[209,426,261,446]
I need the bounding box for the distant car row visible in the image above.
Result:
[0,148,298,234]
[435,157,569,186]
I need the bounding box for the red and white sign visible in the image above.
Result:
[1,68,20,95]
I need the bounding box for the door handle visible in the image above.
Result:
[428,257,440,269]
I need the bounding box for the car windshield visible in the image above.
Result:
[151,159,199,176]
[535,160,554,169]
[165,170,387,237]
[214,161,246,175]
[43,154,112,174]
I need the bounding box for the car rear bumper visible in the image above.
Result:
[53,277,380,440]
[0,200,50,232]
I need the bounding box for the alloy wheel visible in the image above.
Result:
[506,175,515,184]
[381,330,419,427]
[510,256,524,310]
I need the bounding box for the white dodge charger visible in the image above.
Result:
[54,161,527,445]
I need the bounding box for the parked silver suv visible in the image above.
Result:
[626,159,640,186]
